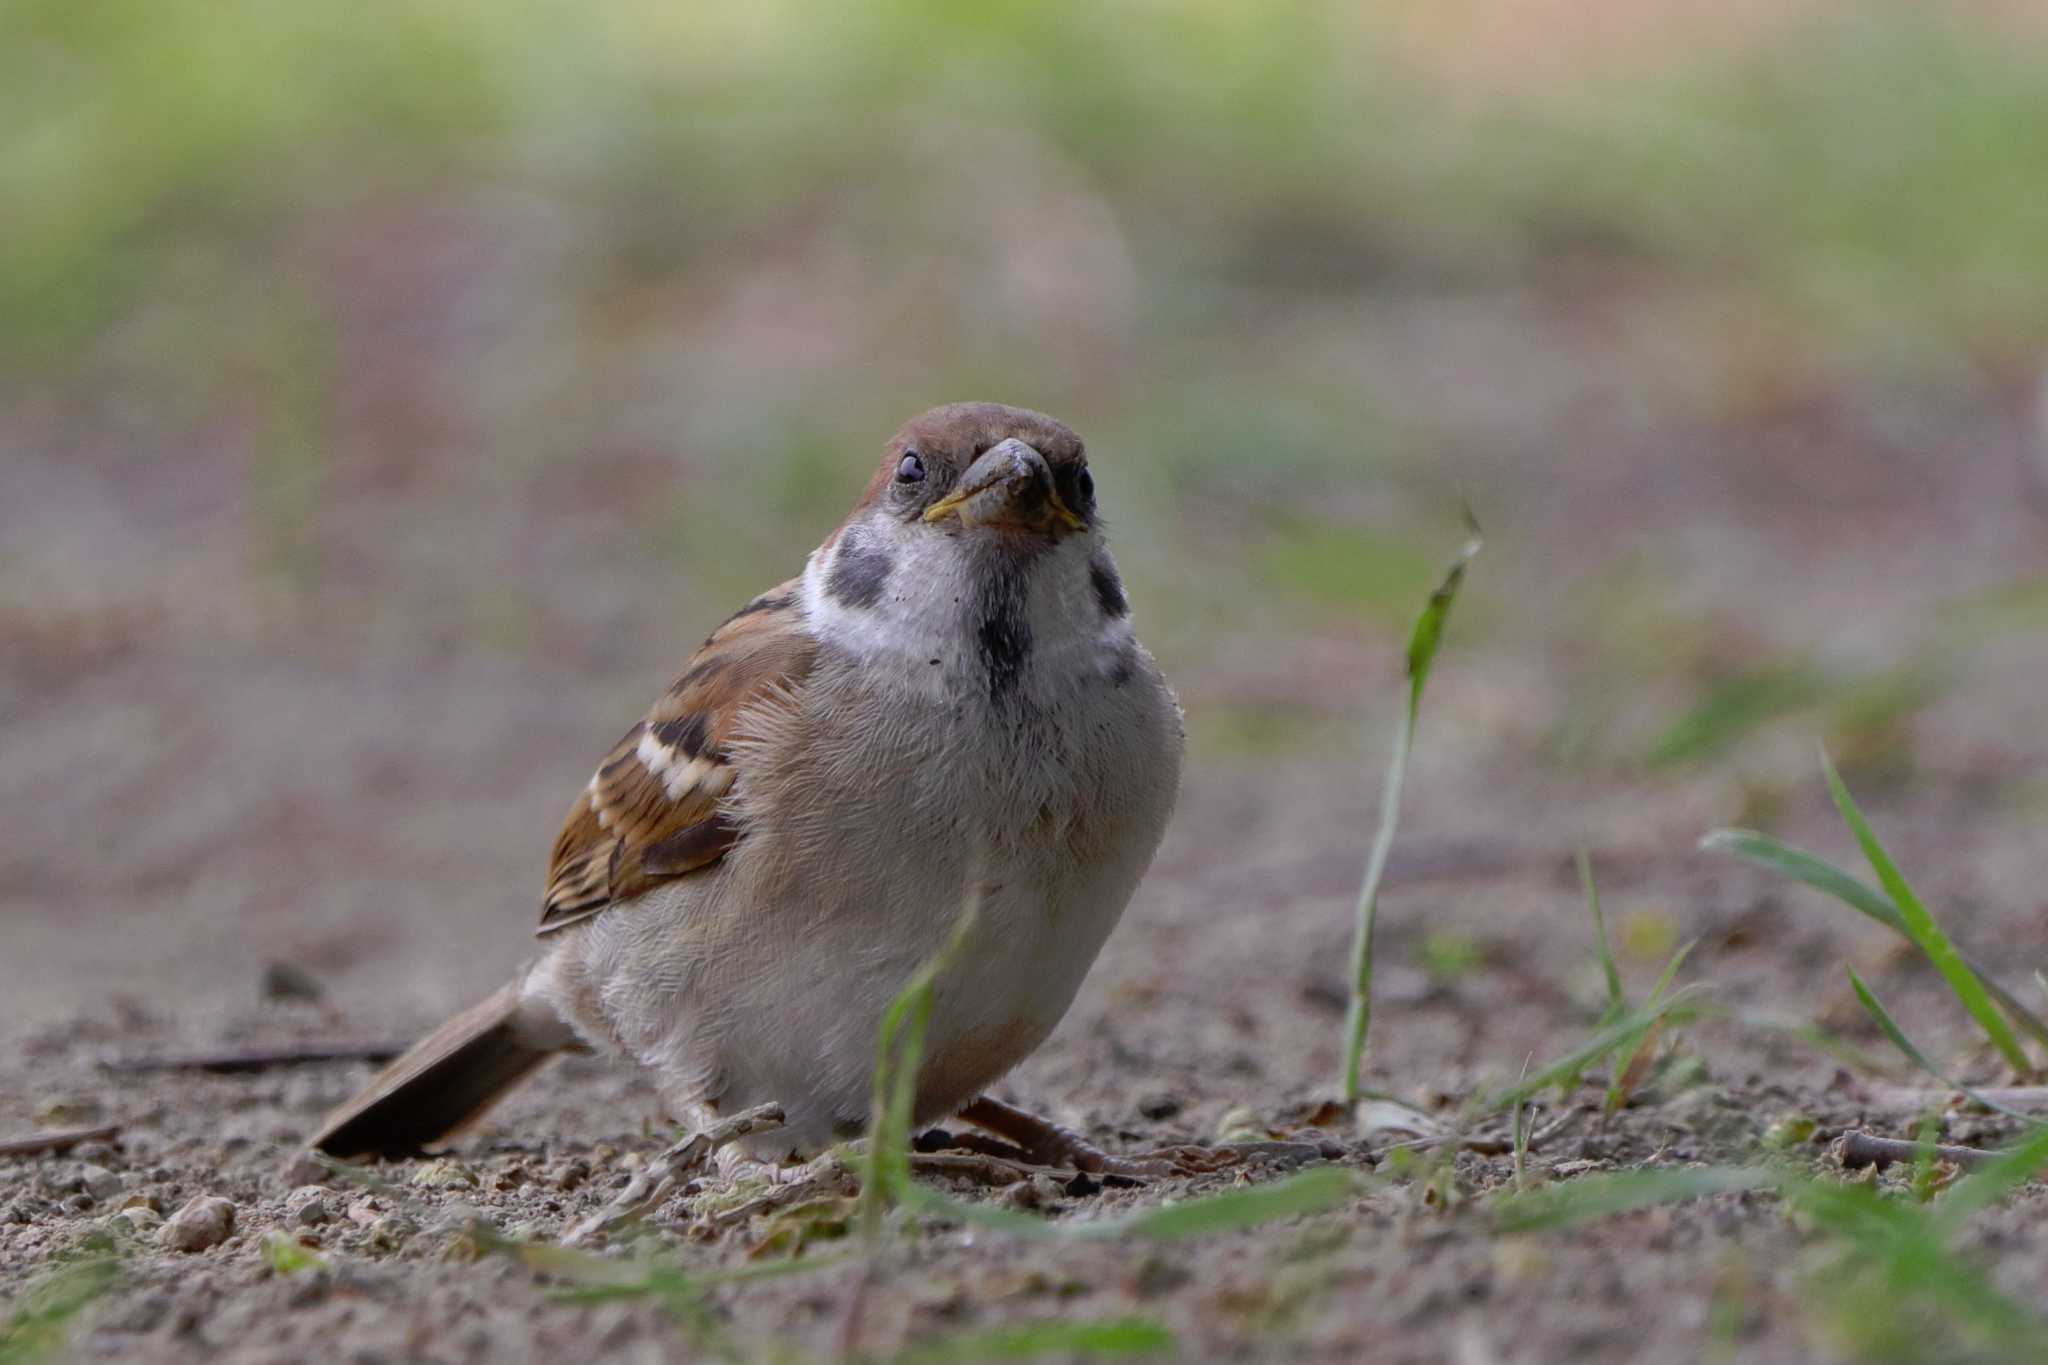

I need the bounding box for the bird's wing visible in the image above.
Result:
[538,581,813,935]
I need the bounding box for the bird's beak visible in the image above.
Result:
[923,439,1086,535]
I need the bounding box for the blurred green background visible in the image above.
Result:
[5,0,2048,971]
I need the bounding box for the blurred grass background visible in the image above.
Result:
[9,21,2048,1353]
[5,0,2047,798]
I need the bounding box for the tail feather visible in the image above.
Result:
[309,982,560,1157]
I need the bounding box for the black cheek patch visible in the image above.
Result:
[1089,556,1128,618]
[825,529,893,608]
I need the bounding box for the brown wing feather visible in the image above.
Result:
[538,582,812,935]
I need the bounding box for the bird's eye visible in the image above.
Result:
[896,452,926,483]
[1058,463,1095,515]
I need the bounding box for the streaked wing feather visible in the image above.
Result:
[537,582,811,935]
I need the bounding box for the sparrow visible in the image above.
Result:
[310,402,1188,1175]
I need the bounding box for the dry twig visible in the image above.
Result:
[99,1042,408,1074]
[0,1124,122,1158]
[1835,1130,1998,1173]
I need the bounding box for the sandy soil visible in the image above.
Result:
[5,298,2048,1363]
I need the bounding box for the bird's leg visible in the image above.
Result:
[957,1096,1265,1179]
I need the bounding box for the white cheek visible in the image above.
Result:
[803,525,958,687]
[802,516,1128,702]
[1022,547,1134,680]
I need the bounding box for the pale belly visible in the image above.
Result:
[540,810,1156,1158]
[531,624,1184,1158]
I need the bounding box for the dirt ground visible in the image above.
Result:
[6,280,2048,1364]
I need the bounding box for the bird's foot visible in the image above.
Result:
[695,1151,859,1230]
[955,1096,1333,1181]
[563,1102,786,1246]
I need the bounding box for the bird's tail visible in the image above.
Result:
[308,978,567,1157]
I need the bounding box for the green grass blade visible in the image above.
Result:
[1494,1167,1774,1232]
[1698,828,1904,930]
[1338,703,1411,1104]
[1579,849,1625,1019]
[900,1168,1358,1244]
[1511,1053,1533,1195]
[1847,969,2044,1126]
[1778,1174,1925,1242]
[861,889,984,1236]
[1485,986,1708,1112]
[1102,1167,1360,1241]
[1490,1141,2048,1353]
[531,1250,849,1301]
[1341,519,1481,1102]
[1702,828,2048,1052]
[0,1254,121,1365]
[1783,1177,2043,1352]
[887,1317,1174,1363]
[1821,750,2032,1075]
[1605,939,1698,1112]
[896,1183,1073,1239]
[1642,939,1697,1008]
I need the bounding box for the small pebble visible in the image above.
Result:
[64,1193,95,1214]
[412,1159,478,1190]
[1001,1175,1065,1211]
[72,1142,120,1167]
[160,1196,236,1253]
[261,959,325,1001]
[111,1206,164,1237]
[76,1165,123,1201]
[281,1152,330,1188]
[369,1212,415,1250]
[1137,1094,1184,1122]
[285,1187,332,1227]
[1215,1106,1266,1142]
